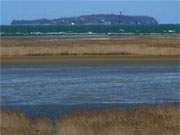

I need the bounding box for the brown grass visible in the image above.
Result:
[0,110,30,135]
[0,105,180,135]
[31,118,53,135]
[1,35,180,57]
[0,110,53,135]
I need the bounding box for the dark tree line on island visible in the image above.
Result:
[11,14,158,25]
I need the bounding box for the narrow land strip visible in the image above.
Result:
[1,35,180,64]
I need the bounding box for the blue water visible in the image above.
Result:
[0,64,179,106]
[1,25,179,36]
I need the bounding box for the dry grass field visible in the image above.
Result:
[1,35,180,57]
[0,105,179,135]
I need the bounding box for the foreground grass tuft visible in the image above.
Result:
[0,110,30,135]
[0,105,180,135]
[57,106,180,135]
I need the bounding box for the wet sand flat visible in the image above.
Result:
[1,55,179,64]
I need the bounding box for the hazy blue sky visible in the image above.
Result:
[1,0,179,25]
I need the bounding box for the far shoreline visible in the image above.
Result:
[1,55,179,64]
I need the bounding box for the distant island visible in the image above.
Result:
[11,14,158,25]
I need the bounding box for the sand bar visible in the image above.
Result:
[1,35,180,64]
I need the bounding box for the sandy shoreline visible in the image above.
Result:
[1,55,179,64]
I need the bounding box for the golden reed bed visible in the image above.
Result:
[1,35,180,57]
[0,105,179,135]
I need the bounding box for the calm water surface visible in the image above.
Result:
[1,63,180,106]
